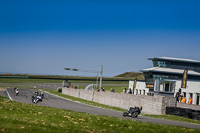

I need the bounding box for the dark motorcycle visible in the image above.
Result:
[123,106,142,118]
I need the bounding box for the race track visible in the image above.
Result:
[3,88,200,129]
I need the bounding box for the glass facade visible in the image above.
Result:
[153,61,170,68]
[152,79,175,93]
[153,60,200,72]
[144,72,179,82]
[145,72,200,82]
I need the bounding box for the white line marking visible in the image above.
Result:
[5,88,13,101]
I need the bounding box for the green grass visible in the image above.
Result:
[0,96,199,133]
[69,80,129,84]
[0,85,36,89]
[103,86,127,93]
[74,86,127,93]
[0,78,128,92]
[0,77,128,84]
[0,78,63,83]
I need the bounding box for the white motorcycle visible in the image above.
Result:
[32,94,42,104]
[15,89,19,96]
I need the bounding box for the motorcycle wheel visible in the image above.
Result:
[123,112,128,117]
[131,112,139,118]
[35,99,39,104]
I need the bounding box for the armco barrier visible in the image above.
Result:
[62,87,177,115]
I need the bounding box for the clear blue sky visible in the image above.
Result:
[0,0,200,77]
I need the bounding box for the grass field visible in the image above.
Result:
[69,80,129,84]
[75,86,127,93]
[0,96,199,133]
[102,86,127,93]
[0,78,128,93]
[0,78,128,84]
[0,78,63,83]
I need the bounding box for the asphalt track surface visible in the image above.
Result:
[2,88,200,130]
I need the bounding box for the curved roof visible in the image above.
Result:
[148,57,200,64]
[141,67,200,76]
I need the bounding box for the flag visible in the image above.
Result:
[181,68,188,88]
[133,78,137,93]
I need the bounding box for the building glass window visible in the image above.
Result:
[164,82,170,92]
[183,92,186,97]
[153,61,170,67]
[170,82,175,92]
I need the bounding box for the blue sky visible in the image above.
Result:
[0,0,200,77]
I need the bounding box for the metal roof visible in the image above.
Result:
[148,57,200,64]
[141,67,200,76]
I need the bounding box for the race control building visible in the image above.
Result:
[129,57,200,105]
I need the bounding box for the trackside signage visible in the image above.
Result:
[181,68,188,88]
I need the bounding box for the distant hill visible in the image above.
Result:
[114,72,145,80]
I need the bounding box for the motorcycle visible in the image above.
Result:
[123,106,142,118]
[32,94,42,104]
[15,89,19,96]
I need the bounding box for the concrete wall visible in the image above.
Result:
[62,87,176,115]
[176,102,200,110]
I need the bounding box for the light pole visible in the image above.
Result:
[99,65,103,90]
[64,65,103,90]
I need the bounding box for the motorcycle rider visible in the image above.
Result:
[14,88,19,96]
[123,106,142,118]
[35,91,39,95]
[32,91,39,100]
[139,106,142,110]
[32,91,39,103]
[13,86,17,93]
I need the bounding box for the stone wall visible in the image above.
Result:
[177,102,200,110]
[62,87,176,115]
